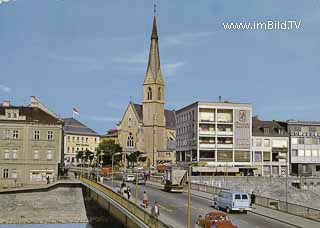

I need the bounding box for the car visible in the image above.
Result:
[213,190,251,214]
[123,174,135,182]
[200,211,238,228]
[133,173,146,185]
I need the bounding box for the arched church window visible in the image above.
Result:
[127,132,134,148]
[147,87,152,100]
[158,87,161,100]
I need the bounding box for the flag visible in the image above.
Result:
[73,107,80,115]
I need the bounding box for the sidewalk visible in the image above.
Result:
[146,180,320,228]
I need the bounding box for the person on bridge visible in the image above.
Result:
[143,191,149,208]
[151,201,160,218]
[126,186,131,200]
[251,191,256,208]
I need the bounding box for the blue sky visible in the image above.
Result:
[0,0,319,134]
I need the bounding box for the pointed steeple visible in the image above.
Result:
[143,15,164,85]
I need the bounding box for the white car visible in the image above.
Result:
[213,190,251,214]
[124,174,135,182]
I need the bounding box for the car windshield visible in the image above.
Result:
[235,194,241,199]
[207,215,230,222]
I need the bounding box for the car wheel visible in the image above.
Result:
[226,207,231,213]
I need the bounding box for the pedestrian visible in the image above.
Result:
[251,191,256,208]
[194,215,203,228]
[151,201,160,218]
[46,175,50,184]
[143,191,149,208]
[126,186,131,200]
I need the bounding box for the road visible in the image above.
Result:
[103,180,295,228]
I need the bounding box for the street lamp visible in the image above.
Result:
[112,152,122,186]
[277,154,289,212]
[187,162,197,228]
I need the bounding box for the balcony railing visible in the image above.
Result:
[199,130,215,135]
[217,131,233,136]
[217,144,233,149]
[199,143,216,149]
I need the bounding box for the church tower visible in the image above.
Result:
[142,15,166,166]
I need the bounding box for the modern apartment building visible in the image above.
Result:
[0,97,63,186]
[63,118,100,166]
[252,117,289,176]
[176,101,252,175]
[287,120,320,177]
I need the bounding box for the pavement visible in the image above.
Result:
[145,180,320,228]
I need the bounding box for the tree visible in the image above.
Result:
[96,140,122,166]
[76,149,94,167]
[127,151,143,168]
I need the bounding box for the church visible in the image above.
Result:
[117,15,176,167]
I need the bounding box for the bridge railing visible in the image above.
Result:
[81,178,170,228]
[190,182,320,222]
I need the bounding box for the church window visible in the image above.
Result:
[147,87,152,100]
[158,87,161,100]
[128,115,132,127]
[127,133,134,148]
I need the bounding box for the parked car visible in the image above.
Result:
[123,174,135,182]
[133,173,146,185]
[213,190,251,213]
[200,211,238,228]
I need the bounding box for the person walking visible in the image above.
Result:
[151,201,160,218]
[126,186,131,200]
[142,191,149,208]
[251,191,256,208]
[194,215,203,228]
[46,175,50,184]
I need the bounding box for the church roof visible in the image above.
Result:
[131,103,176,129]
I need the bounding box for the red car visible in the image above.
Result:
[200,212,238,228]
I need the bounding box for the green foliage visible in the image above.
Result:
[96,140,122,166]
[126,151,143,168]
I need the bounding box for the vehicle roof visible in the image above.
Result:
[206,211,227,217]
[220,190,248,195]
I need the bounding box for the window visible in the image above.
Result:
[13,113,17,118]
[94,138,97,143]
[298,138,304,145]
[311,138,318,145]
[312,150,318,157]
[128,115,132,127]
[158,87,161,100]
[47,131,53,141]
[3,169,9,179]
[127,133,134,147]
[254,151,262,162]
[34,150,40,160]
[298,150,304,157]
[7,112,11,118]
[72,147,75,153]
[305,138,312,145]
[73,136,75,142]
[68,136,70,142]
[67,147,70,153]
[12,169,17,179]
[12,149,17,159]
[86,138,88,143]
[234,151,250,162]
[47,150,53,160]
[4,149,9,159]
[147,87,152,100]
[263,152,270,161]
[264,139,270,147]
[77,137,80,143]
[3,129,10,139]
[81,137,84,143]
[316,166,320,172]
[256,139,262,146]
[34,130,40,141]
[291,138,298,145]
[292,149,298,156]
[264,128,270,134]
[305,150,311,157]
[13,130,19,139]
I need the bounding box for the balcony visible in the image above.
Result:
[199,118,215,123]
[217,144,233,149]
[217,131,233,136]
[199,143,216,149]
[199,130,215,136]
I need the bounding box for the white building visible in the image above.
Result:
[176,101,252,175]
[252,117,289,176]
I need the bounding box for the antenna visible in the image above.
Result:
[153,3,157,16]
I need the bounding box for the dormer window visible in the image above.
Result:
[263,127,270,134]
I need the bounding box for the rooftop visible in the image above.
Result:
[63,118,99,136]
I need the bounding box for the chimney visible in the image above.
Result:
[2,101,10,107]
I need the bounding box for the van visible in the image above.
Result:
[213,190,251,213]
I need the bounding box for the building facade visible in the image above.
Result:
[63,118,100,166]
[252,117,289,176]
[0,97,63,186]
[176,101,252,175]
[287,120,320,177]
[117,15,176,167]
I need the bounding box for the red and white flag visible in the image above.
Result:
[73,106,80,115]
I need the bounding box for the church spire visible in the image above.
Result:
[143,14,164,85]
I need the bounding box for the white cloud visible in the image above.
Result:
[162,62,186,77]
[0,84,11,93]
